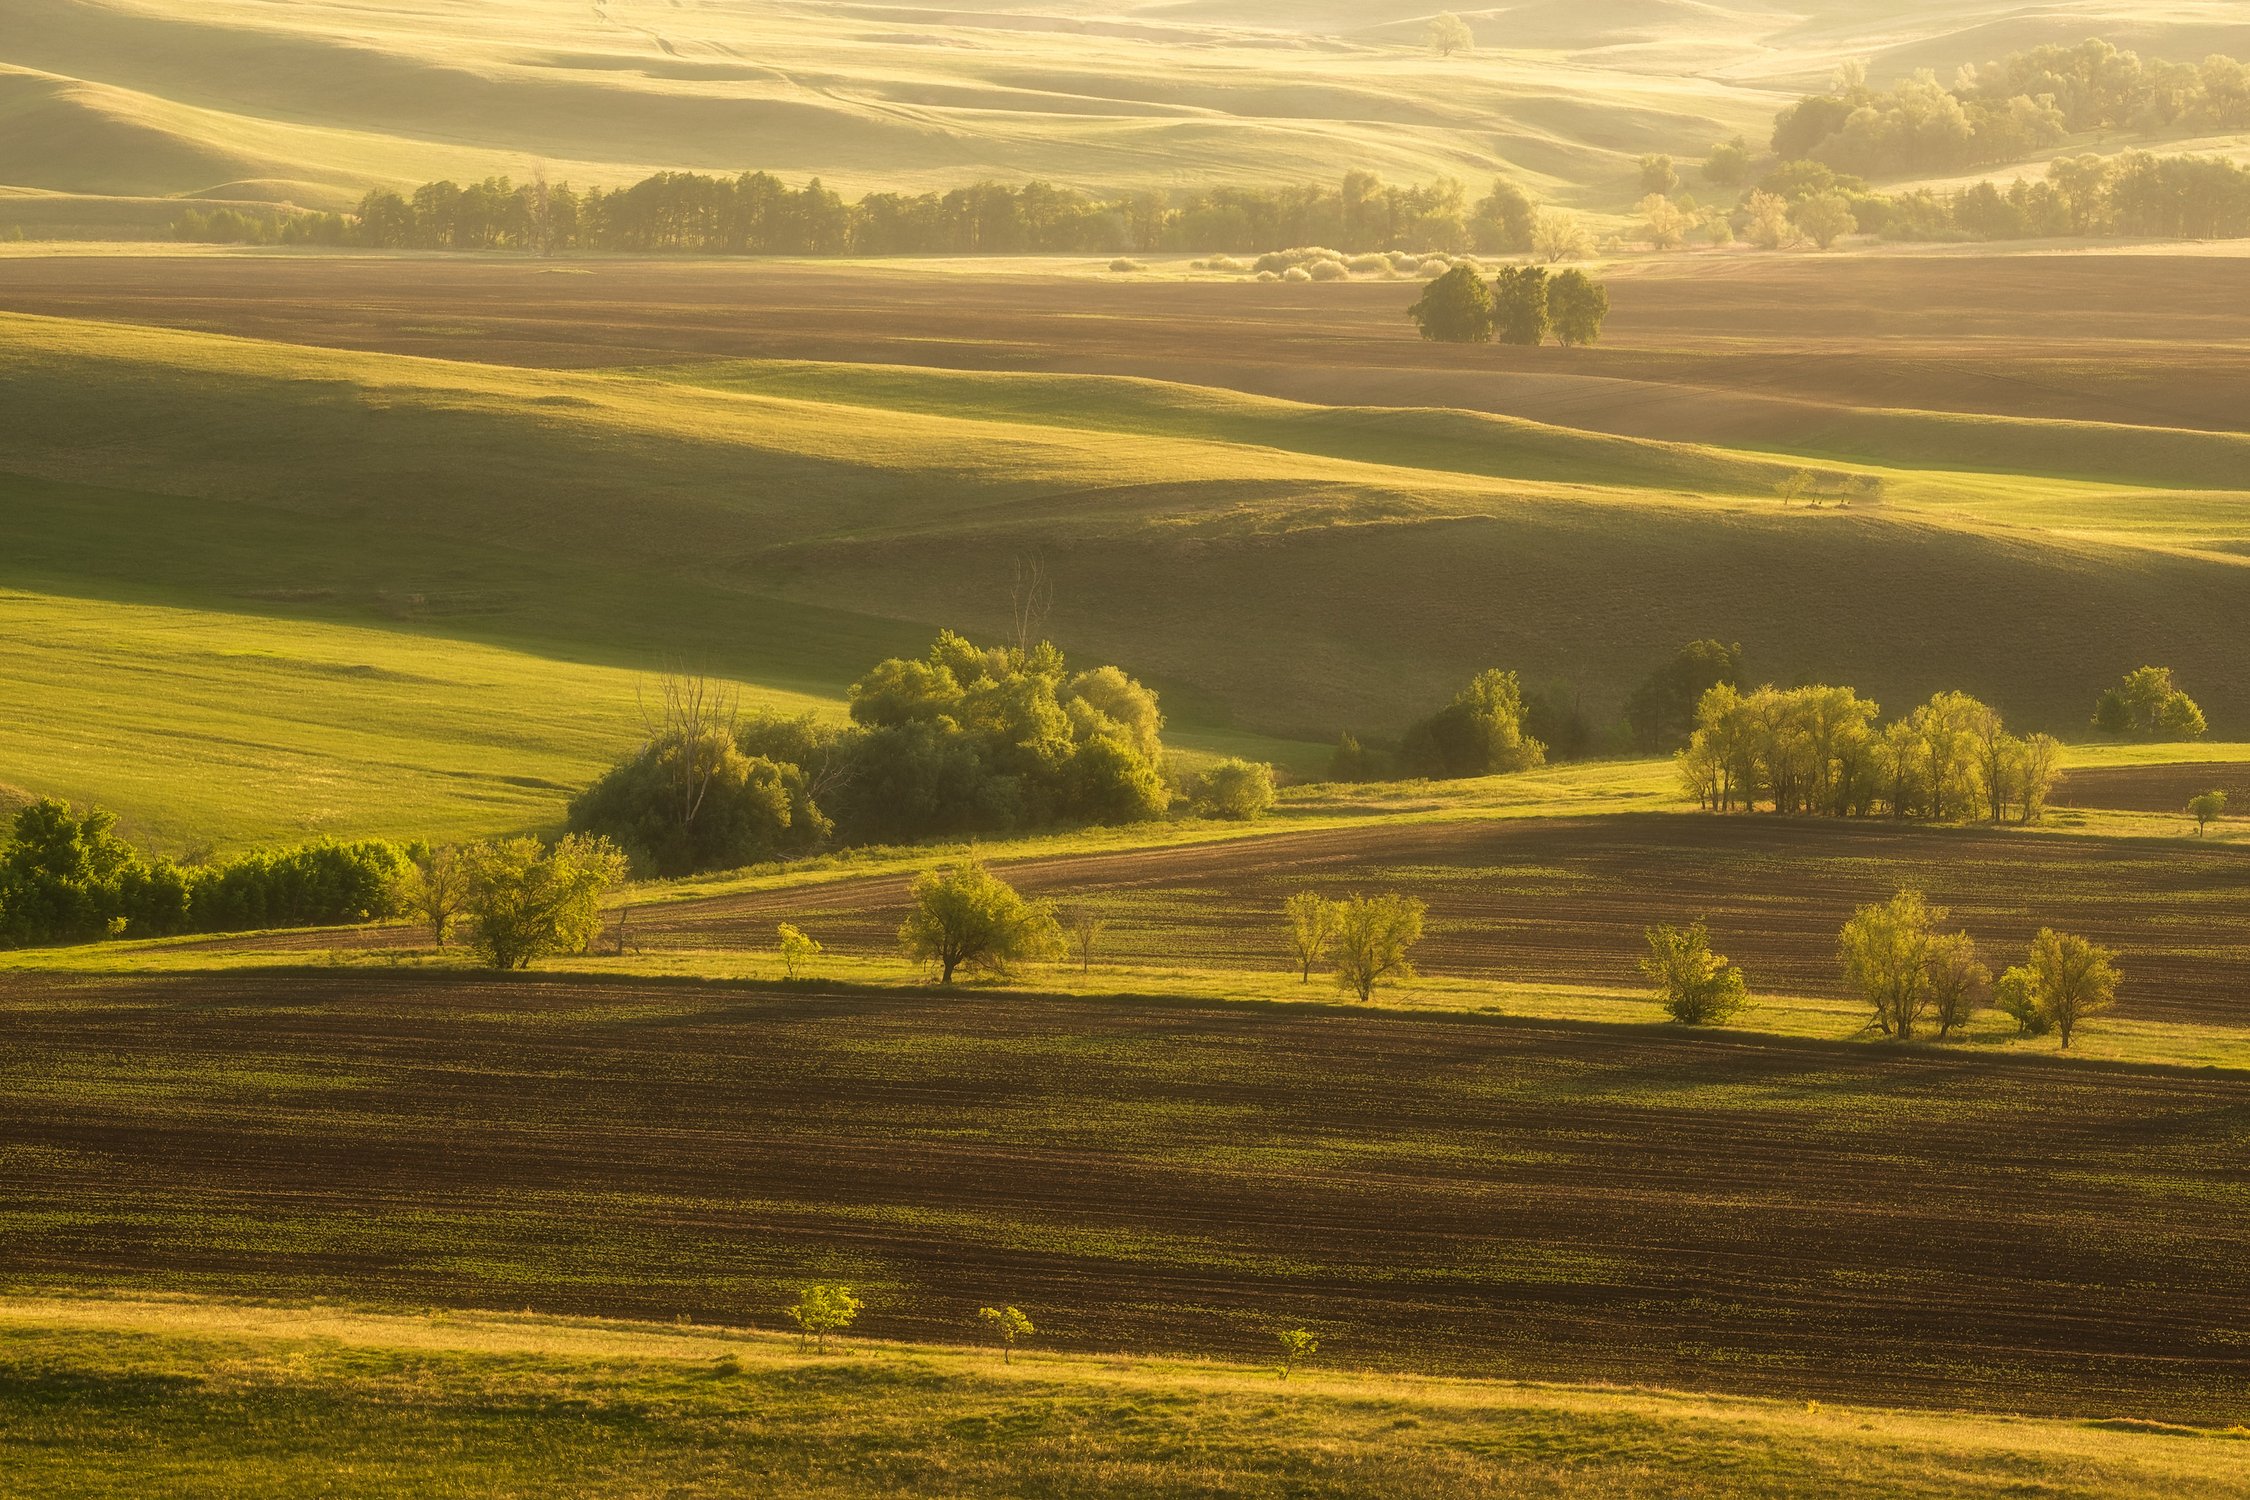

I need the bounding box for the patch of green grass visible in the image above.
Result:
[8,1297,2245,1500]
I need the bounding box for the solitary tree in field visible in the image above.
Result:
[776,921,821,979]
[899,859,1061,983]
[1406,263,1496,343]
[391,843,468,946]
[1640,193,1689,250]
[785,1283,863,1352]
[1638,154,1680,196]
[1196,758,1277,820]
[1427,11,1473,57]
[1330,892,1427,1002]
[1640,920,1750,1025]
[2024,928,2120,1049]
[1063,903,1105,973]
[2189,788,2228,834]
[1283,891,1341,982]
[1775,470,1816,507]
[979,1304,1034,1363]
[460,834,628,970]
[1275,1327,1319,1381]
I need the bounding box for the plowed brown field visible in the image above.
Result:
[2054,762,2250,814]
[4,971,2244,1423]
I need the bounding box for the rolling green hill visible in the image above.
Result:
[6,305,2250,847]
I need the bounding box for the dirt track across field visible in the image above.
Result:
[4,970,2246,1423]
[3,253,2249,441]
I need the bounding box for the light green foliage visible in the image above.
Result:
[2024,928,2121,1049]
[1491,265,1551,343]
[1793,191,1857,249]
[391,844,468,946]
[1638,154,1680,196]
[1471,177,1537,253]
[784,1284,863,1352]
[1703,137,1752,186]
[1529,209,1591,263]
[1402,669,1547,779]
[1195,758,1276,821]
[1275,1327,1319,1381]
[899,859,1062,983]
[1545,269,1611,347]
[776,922,822,980]
[1426,12,1473,58]
[2188,788,2227,833]
[460,834,628,970]
[1282,891,1341,982]
[1993,964,2050,1037]
[1837,889,1942,1040]
[1923,929,1992,1039]
[568,731,820,877]
[2095,666,2207,741]
[1405,264,1496,344]
[1640,920,1750,1025]
[978,1304,1034,1362]
[1330,892,1426,1002]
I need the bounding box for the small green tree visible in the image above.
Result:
[979,1304,1034,1363]
[777,921,821,979]
[1330,893,1426,1002]
[1838,889,1938,1039]
[1328,731,1373,781]
[1545,268,1610,346]
[1275,1327,1319,1381]
[1923,929,1990,1040]
[2025,928,2120,1049]
[899,859,1061,983]
[1638,153,1679,195]
[1775,469,1816,507]
[1492,264,1551,343]
[460,834,628,970]
[1703,137,1751,186]
[1283,891,1341,982]
[1993,964,2050,1037]
[1640,920,1750,1024]
[1427,11,1473,56]
[2093,666,2206,740]
[1793,191,1857,249]
[785,1284,863,1352]
[2188,789,2227,834]
[1405,264,1495,343]
[1401,668,1547,778]
[391,843,468,946]
[1063,903,1104,973]
[1196,758,1276,820]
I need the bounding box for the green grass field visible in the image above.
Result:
[5,1297,2245,1500]
[8,301,2250,849]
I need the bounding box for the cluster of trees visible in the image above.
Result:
[568,639,1219,877]
[194,169,1560,258]
[1281,890,1428,1002]
[0,799,410,949]
[1405,264,1610,346]
[1643,893,2122,1049]
[2093,665,2207,739]
[1677,685,2063,822]
[1773,44,2250,178]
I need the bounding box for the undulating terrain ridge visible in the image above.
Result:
[6,0,2250,236]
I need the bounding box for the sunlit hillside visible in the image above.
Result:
[6,0,2250,234]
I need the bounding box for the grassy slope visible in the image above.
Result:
[3,1298,2244,1500]
[8,308,2250,844]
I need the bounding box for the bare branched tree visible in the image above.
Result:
[1009,553,1054,658]
[640,667,740,839]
